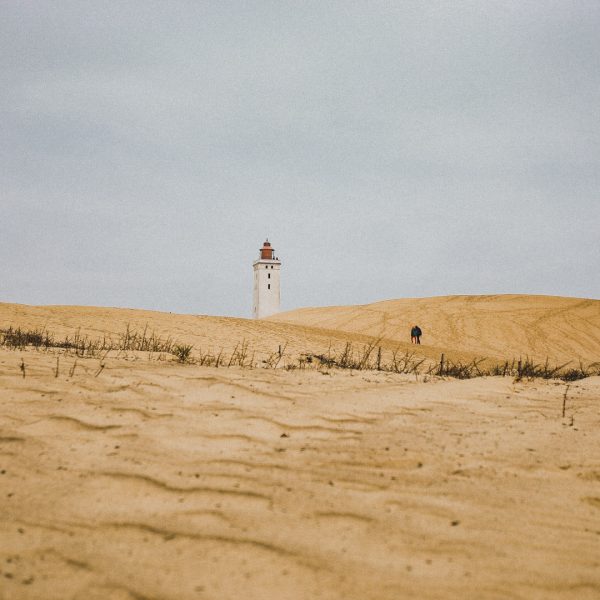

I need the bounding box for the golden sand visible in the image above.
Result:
[1,297,599,599]
[272,294,600,364]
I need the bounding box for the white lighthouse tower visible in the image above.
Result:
[253,239,281,319]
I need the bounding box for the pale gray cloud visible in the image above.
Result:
[1,1,599,316]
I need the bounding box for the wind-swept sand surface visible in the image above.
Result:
[1,350,600,599]
[272,295,600,364]
[1,297,599,599]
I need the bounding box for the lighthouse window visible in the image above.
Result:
[268,284,271,290]
[268,273,270,279]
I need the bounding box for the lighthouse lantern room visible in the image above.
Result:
[252,239,281,319]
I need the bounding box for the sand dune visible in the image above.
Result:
[0,301,492,369]
[1,298,600,599]
[272,295,600,364]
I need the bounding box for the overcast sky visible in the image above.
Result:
[1,1,599,317]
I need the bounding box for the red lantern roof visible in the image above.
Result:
[260,239,275,260]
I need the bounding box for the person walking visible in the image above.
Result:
[411,325,422,344]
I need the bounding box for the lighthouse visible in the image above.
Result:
[252,239,281,319]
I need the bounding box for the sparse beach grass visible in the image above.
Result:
[2,324,598,382]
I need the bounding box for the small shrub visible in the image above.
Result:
[173,344,193,363]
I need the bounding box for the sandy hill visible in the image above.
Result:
[2,294,599,368]
[0,301,492,369]
[0,302,374,363]
[1,297,600,599]
[271,294,600,364]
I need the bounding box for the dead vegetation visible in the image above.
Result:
[0,324,174,357]
[307,344,598,381]
[1,325,598,382]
